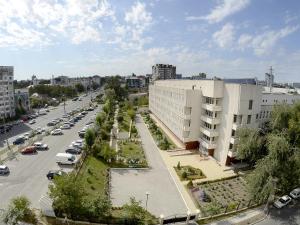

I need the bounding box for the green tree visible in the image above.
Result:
[85,129,96,152]
[235,127,266,165]
[100,142,116,162]
[89,195,111,219]
[127,109,136,121]
[96,112,106,127]
[2,196,37,225]
[203,201,222,216]
[75,83,85,93]
[49,174,87,219]
[122,197,147,225]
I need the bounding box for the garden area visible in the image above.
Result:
[142,113,176,150]
[189,176,253,216]
[118,140,147,168]
[117,101,138,138]
[174,163,206,181]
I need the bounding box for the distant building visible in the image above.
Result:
[152,64,176,80]
[291,83,300,89]
[32,75,39,86]
[0,66,15,118]
[51,75,101,90]
[126,75,142,88]
[15,88,30,112]
[265,66,274,88]
[176,74,182,79]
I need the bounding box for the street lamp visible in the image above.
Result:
[145,192,150,211]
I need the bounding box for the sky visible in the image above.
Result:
[0,0,300,82]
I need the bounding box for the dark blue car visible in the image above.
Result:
[13,137,25,145]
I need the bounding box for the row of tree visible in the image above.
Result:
[236,103,300,201]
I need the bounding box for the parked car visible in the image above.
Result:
[51,129,63,135]
[60,124,71,130]
[274,195,292,209]
[64,122,74,127]
[23,133,30,140]
[47,121,56,126]
[0,165,10,175]
[56,153,77,165]
[85,120,94,125]
[13,137,25,145]
[290,188,300,199]
[78,130,86,138]
[71,140,83,149]
[65,147,81,155]
[21,146,37,154]
[33,142,48,150]
[46,170,66,180]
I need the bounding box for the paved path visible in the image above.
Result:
[110,115,188,217]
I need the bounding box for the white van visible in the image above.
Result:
[39,109,47,115]
[56,153,77,165]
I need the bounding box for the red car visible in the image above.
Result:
[21,146,37,154]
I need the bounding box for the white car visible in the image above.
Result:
[51,129,63,135]
[60,124,71,130]
[71,140,83,149]
[28,120,36,125]
[62,114,69,118]
[36,127,45,134]
[274,195,292,209]
[33,142,48,150]
[23,133,30,140]
[290,188,300,199]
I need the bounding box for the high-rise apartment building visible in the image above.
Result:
[0,66,15,119]
[149,78,300,166]
[152,64,176,80]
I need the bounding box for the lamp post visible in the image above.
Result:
[145,192,150,211]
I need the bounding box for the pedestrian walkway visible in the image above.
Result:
[110,114,188,217]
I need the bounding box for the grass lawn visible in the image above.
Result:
[119,141,147,167]
[77,156,109,200]
[174,165,206,181]
[119,111,131,132]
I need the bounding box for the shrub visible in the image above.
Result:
[177,161,181,170]
[187,180,194,189]
[181,171,187,179]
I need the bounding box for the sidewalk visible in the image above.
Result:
[208,207,266,225]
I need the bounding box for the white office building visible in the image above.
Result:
[149,78,300,166]
[0,66,15,119]
[152,64,176,81]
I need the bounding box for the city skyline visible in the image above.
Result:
[0,0,300,82]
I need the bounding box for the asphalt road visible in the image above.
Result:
[0,93,95,149]
[257,201,300,225]
[0,98,101,210]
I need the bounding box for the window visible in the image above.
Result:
[229,143,233,150]
[247,115,251,124]
[256,114,258,119]
[248,100,253,110]
[231,129,235,137]
[233,114,237,123]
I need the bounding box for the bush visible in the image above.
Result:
[187,180,194,189]
[117,115,124,123]
[177,161,181,170]
[181,171,187,179]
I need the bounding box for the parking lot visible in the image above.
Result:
[110,115,188,217]
[0,97,100,209]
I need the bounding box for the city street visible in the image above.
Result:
[0,97,100,210]
[257,201,300,225]
[0,93,94,149]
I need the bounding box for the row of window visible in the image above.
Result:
[233,114,252,124]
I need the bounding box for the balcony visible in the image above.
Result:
[201,115,221,124]
[198,137,217,149]
[202,103,222,112]
[183,125,190,131]
[228,150,237,158]
[200,126,219,137]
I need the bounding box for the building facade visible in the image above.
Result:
[149,79,300,166]
[152,64,176,80]
[0,66,15,118]
[51,75,101,89]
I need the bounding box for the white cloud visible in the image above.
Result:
[186,0,250,23]
[213,23,235,48]
[0,0,115,48]
[238,26,299,55]
[112,1,153,50]
[284,11,299,24]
